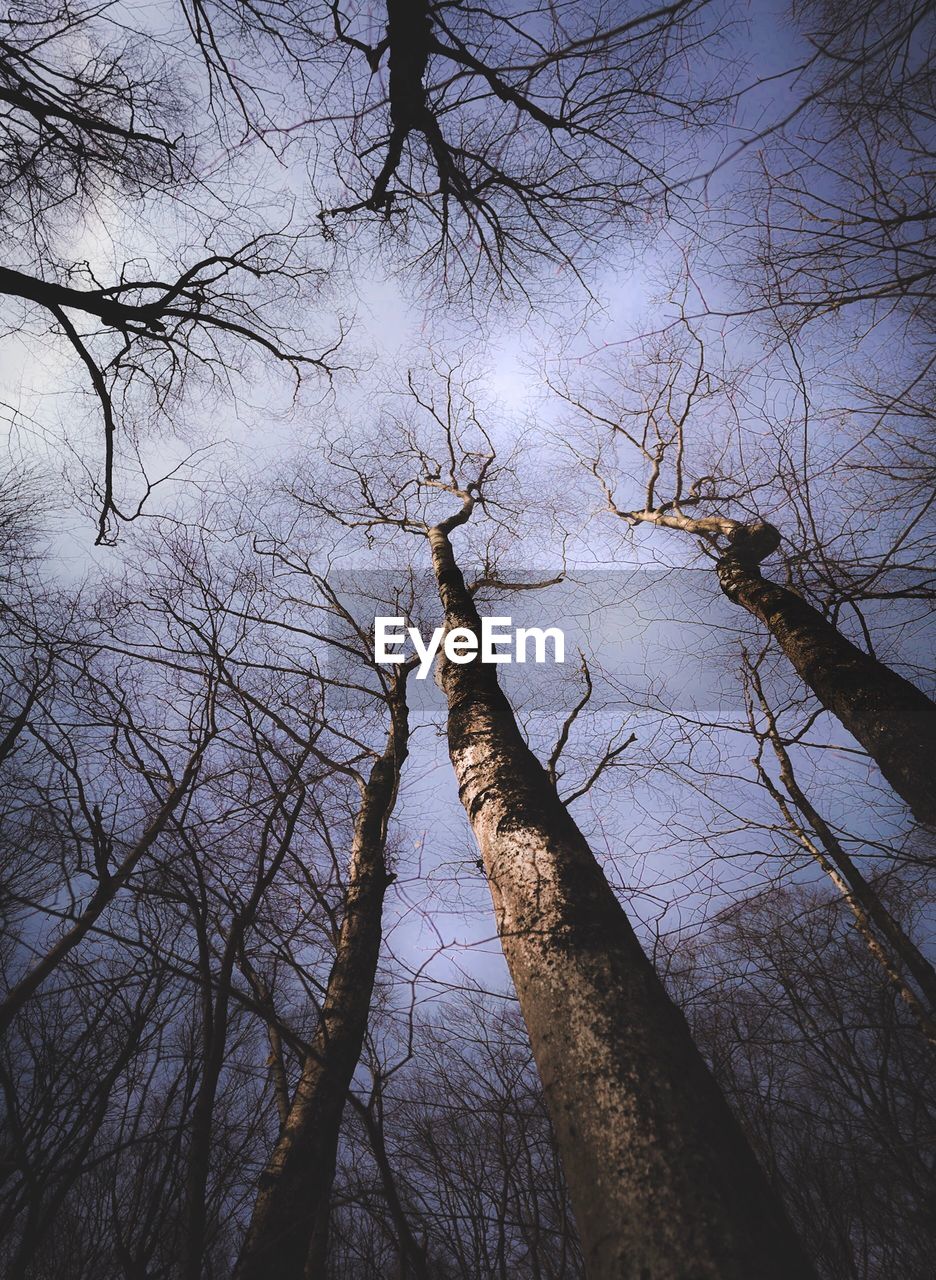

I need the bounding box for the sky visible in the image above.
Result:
[2,0,931,1006]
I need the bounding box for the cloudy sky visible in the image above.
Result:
[3,0,928,1003]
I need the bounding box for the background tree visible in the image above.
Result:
[1,2,337,542]
[187,0,726,297]
[556,322,936,823]
[664,878,936,1280]
[290,367,818,1279]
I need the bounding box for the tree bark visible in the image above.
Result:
[716,522,936,824]
[234,680,410,1280]
[427,519,817,1280]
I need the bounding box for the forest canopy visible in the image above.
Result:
[1,2,934,1278]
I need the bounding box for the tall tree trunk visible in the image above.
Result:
[180,787,308,1280]
[426,518,817,1280]
[179,921,238,1280]
[234,679,410,1280]
[620,511,936,823]
[746,658,936,1039]
[716,522,936,824]
[348,1091,431,1280]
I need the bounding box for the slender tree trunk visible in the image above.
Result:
[180,788,307,1280]
[179,926,237,1280]
[746,659,936,1037]
[234,680,410,1280]
[238,953,292,1131]
[427,520,817,1280]
[0,677,42,766]
[716,524,936,824]
[348,1092,431,1280]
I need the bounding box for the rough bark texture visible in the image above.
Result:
[234,685,409,1280]
[716,523,936,825]
[428,522,817,1280]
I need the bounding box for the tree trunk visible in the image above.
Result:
[717,525,936,824]
[348,1091,431,1280]
[179,925,237,1280]
[427,522,817,1280]
[746,660,936,1037]
[234,681,409,1280]
[180,787,308,1280]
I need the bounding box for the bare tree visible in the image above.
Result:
[2,4,933,1274]
[741,649,936,1041]
[560,326,936,824]
[293,367,817,1279]
[1,3,185,246]
[664,878,936,1280]
[235,661,413,1280]
[738,0,936,336]
[1,3,337,542]
[0,603,217,1037]
[1,515,333,1276]
[186,0,725,296]
[332,994,583,1280]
